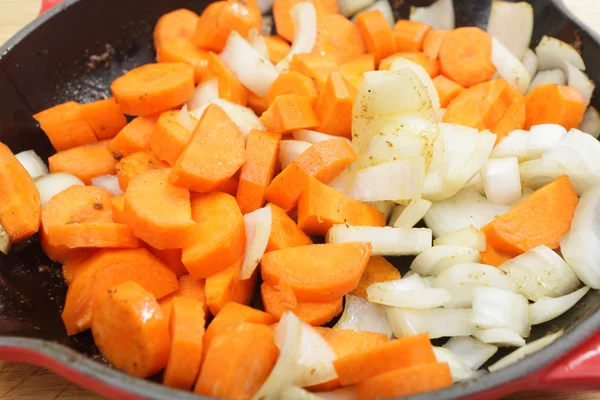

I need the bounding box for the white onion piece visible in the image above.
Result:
[565,61,595,106]
[472,286,530,338]
[522,49,538,78]
[491,37,531,94]
[410,246,481,277]
[529,286,590,325]
[390,199,432,228]
[491,129,529,161]
[248,29,271,60]
[90,175,122,196]
[292,129,350,145]
[580,107,600,139]
[241,206,272,280]
[535,35,585,71]
[527,69,567,93]
[409,0,455,30]
[387,307,474,339]
[440,124,478,181]
[528,124,567,158]
[518,158,595,195]
[465,172,485,194]
[389,58,441,113]
[281,386,321,400]
[433,263,518,308]
[279,140,311,169]
[0,223,11,255]
[276,2,317,72]
[15,150,48,179]
[176,104,195,132]
[220,31,278,97]
[472,328,526,347]
[487,1,533,59]
[35,173,85,208]
[443,336,498,370]
[433,226,486,251]
[191,99,265,139]
[326,225,432,257]
[481,157,522,205]
[315,387,356,400]
[367,275,451,309]
[334,294,393,338]
[187,78,219,110]
[433,347,474,382]
[352,0,394,27]
[295,320,338,386]
[366,201,395,221]
[338,0,374,17]
[488,331,563,372]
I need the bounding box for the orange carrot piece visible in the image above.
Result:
[48,140,117,184]
[182,192,246,278]
[195,323,278,399]
[171,104,245,193]
[115,151,168,190]
[205,260,257,316]
[525,84,586,130]
[153,8,199,50]
[149,110,192,166]
[80,98,128,140]
[149,248,189,278]
[0,143,41,242]
[340,54,376,82]
[202,52,248,106]
[433,75,465,108]
[123,169,196,249]
[158,274,208,322]
[480,243,512,267]
[355,10,396,65]
[439,27,496,87]
[313,14,366,64]
[264,35,291,64]
[261,242,372,302]
[266,139,358,210]
[157,38,210,83]
[236,130,281,214]
[91,280,171,378]
[350,256,401,299]
[41,231,71,263]
[261,283,343,325]
[265,203,312,252]
[422,29,449,60]
[273,0,339,42]
[493,85,526,143]
[111,63,195,116]
[111,194,126,223]
[266,71,319,107]
[33,101,98,151]
[289,53,340,91]
[247,92,270,115]
[163,297,206,390]
[108,114,159,160]
[297,177,386,236]
[62,248,178,335]
[260,94,320,134]
[379,52,439,77]
[482,176,578,258]
[315,72,358,137]
[393,20,431,52]
[220,177,239,196]
[62,249,97,285]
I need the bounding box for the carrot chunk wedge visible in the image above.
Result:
[266,71,319,107]
[111,195,126,224]
[48,140,117,184]
[33,101,98,151]
[340,54,375,87]
[423,29,449,60]
[62,249,97,285]
[492,84,526,143]
[289,54,340,91]
[393,20,431,52]
[157,38,210,83]
[265,203,313,252]
[355,10,396,65]
[116,151,168,191]
[313,14,366,64]
[205,260,256,316]
[350,256,401,299]
[80,98,128,140]
[150,110,193,166]
[153,8,199,50]
[315,72,358,138]
[379,52,439,77]
[273,0,339,42]
[264,35,291,64]
[260,94,320,134]
[158,274,207,322]
[149,247,188,278]
[108,114,159,160]
[525,84,586,130]
[433,75,465,108]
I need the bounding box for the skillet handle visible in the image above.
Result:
[40,0,63,14]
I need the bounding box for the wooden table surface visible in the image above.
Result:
[1,0,600,399]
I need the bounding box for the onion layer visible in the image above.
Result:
[528,69,567,93]
[472,328,526,347]
[481,157,522,205]
[241,206,272,280]
[334,294,393,338]
[433,226,486,251]
[472,286,530,338]
[410,246,481,277]
[433,347,474,382]
[488,331,563,372]
[580,106,600,139]
[35,173,85,208]
[91,175,123,196]
[326,225,432,256]
[279,140,311,169]
[535,35,586,71]
[387,307,474,339]
[389,199,432,228]
[276,2,317,72]
[367,274,451,309]
[487,1,533,59]
[409,0,455,30]
[443,336,498,370]
[187,78,219,110]
[491,37,531,94]
[15,150,48,179]
[529,286,590,325]
[292,129,351,145]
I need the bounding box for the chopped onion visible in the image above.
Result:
[535,35,585,71]
[465,172,485,194]
[366,201,396,220]
[338,0,374,17]
[443,336,498,370]
[258,0,274,14]
[433,347,474,382]
[241,206,272,280]
[389,58,441,113]
[276,2,317,72]
[387,307,474,339]
[487,1,533,59]
[529,124,567,158]
[248,29,270,60]
[410,0,455,30]
[352,0,394,27]
[564,61,595,106]
[191,99,265,139]
[91,175,123,196]
[390,199,432,228]
[281,386,321,400]
[294,320,338,386]
[187,78,219,111]
[410,246,481,277]
[522,49,538,78]
[358,125,435,168]
[35,173,85,208]
[472,328,526,347]
[433,226,486,251]
[292,129,351,145]
[220,31,279,97]
[326,225,432,256]
[530,286,590,325]
[279,140,311,169]
[488,331,563,372]
[433,263,519,308]
[528,69,567,93]
[15,150,48,179]
[519,158,595,195]
[0,222,11,255]
[491,129,529,160]
[367,274,451,309]
[334,294,393,338]
[437,108,447,122]
[491,37,531,94]
[580,106,600,139]
[176,104,195,131]
[481,157,522,205]
[472,286,530,338]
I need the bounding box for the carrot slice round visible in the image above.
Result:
[153,8,199,50]
[313,14,366,64]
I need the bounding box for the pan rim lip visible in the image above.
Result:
[0,0,600,399]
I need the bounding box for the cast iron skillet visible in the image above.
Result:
[2,0,600,399]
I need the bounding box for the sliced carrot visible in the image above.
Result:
[315,72,357,138]
[340,54,376,83]
[149,248,189,278]
[195,323,278,399]
[111,194,126,223]
[260,94,320,134]
[264,35,291,64]
[202,52,248,106]
[41,232,71,263]
[123,169,196,249]
[33,101,98,151]
[0,143,41,242]
[41,185,139,249]
[261,283,342,325]
[313,14,366,64]
[157,38,210,83]
[115,151,168,190]
[111,63,195,116]
[182,192,246,278]
[273,0,339,42]
[289,53,340,91]
[439,27,496,87]
[265,203,312,252]
[149,110,192,166]
[423,29,449,60]
[266,71,319,107]
[493,84,526,143]
[266,139,358,210]
[153,8,199,50]
[171,104,245,192]
[62,249,97,285]
[80,98,128,140]
[108,114,159,160]
[62,248,178,335]
[247,92,270,115]
[261,242,371,302]
[205,260,257,316]
[355,10,396,65]
[393,20,431,52]
[48,140,117,184]
[220,177,239,196]
[433,75,465,108]
[158,274,208,322]
[350,256,401,299]
[91,280,171,378]
[297,177,386,236]
[525,84,586,130]
[482,176,578,258]
[379,52,439,77]
[480,243,512,267]
[163,297,206,390]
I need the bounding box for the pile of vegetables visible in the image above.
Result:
[1,0,599,399]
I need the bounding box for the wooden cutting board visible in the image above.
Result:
[0,0,599,399]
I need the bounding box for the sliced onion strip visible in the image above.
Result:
[529,286,590,325]
[279,140,312,169]
[35,173,85,208]
[410,246,481,277]
[241,206,272,280]
[433,347,474,382]
[433,226,486,251]
[472,286,530,338]
[91,175,123,196]
[488,331,563,372]
[276,2,317,72]
[491,37,531,94]
[443,336,498,370]
[15,150,48,179]
[387,307,474,339]
[367,274,451,309]
[487,1,533,59]
[326,225,432,256]
[334,294,393,338]
[409,0,455,30]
